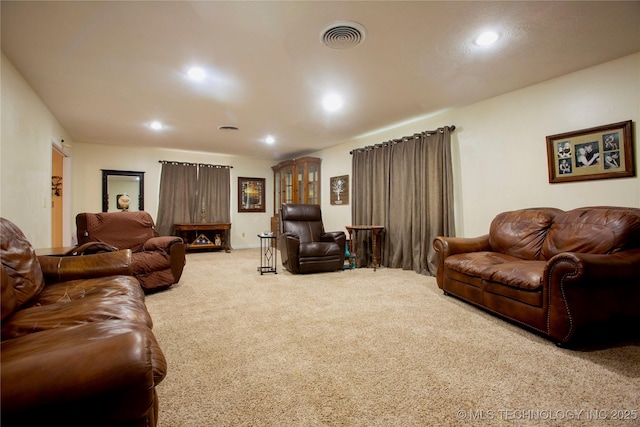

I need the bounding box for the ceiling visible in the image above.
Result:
[2,1,639,161]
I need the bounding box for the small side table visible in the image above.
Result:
[345,225,385,271]
[35,246,77,256]
[257,234,277,275]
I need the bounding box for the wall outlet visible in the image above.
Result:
[242,232,245,237]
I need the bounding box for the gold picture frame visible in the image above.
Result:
[238,177,265,212]
[546,120,635,183]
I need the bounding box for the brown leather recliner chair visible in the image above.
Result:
[278,204,346,274]
[74,211,185,292]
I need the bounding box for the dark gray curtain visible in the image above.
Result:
[156,162,232,237]
[351,126,455,275]
[197,164,231,223]
[156,162,198,236]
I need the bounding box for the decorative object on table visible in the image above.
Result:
[238,177,266,212]
[195,234,213,246]
[546,120,634,183]
[117,194,131,211]
[330,175,349,205]
[343,240,356,270]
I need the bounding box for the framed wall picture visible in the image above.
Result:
[546,120,635,183]
[238,177,265,212]
[330,175,349,205]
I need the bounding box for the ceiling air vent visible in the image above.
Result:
[320,21,366,49]
[218,125,239,131]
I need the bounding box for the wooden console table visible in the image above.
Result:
[345,225,385,271]
[35,246,77,256]
[174,223,231,253]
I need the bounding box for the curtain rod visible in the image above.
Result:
[158,160,233,168]
[349,125,455,155]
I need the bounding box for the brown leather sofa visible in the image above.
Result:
[1,217,167,426]
[279,204,346,274]
[433,206,640,345]
[74,211,186,292]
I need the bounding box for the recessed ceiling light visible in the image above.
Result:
[475,31,499,46]
[149,121,164,130]
[187,67,206,81]
[265,135,276,145]
[322,93,344,112]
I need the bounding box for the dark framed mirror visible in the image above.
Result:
[102,169,145,212]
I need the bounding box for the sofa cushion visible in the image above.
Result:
[299,242,342,257]
[444,252,520,279]
[444,254,545,306]
[28,275,145,306]
[484,260,547,291]
[0,218,45,310]
[489,208,562,260]
[445,253,545,289]
[1,293,153,340]
[542,207,640,259]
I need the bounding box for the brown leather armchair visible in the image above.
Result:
[74,211,185,292]
[278,204,346,274]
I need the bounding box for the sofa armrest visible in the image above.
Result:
[1,321,166,424]
[278,232,300,273]
[143,236,183,252]
[38,250,133,284]
[67,241,118,255]
[322,231,346,245]
[433,234,491,256]
[546,249,640,281]
[432,234,491,287]
[545,249,640,343]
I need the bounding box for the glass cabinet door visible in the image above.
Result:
[274,170,281,213]
[297,167,304,203]
[307,163,319,204]
[272,157,321,214]
[282,166,294,206]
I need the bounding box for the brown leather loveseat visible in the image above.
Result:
[1,217,167,426]
[433,206,640,345]
[74,211,185,292]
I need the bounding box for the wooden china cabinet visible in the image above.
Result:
[270,157,321,242]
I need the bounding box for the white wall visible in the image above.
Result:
[71,142,274,248]
[316,53,640,238]
[1,52,74,248]
[3,52,639,247]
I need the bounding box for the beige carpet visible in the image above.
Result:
[145,249,640,427]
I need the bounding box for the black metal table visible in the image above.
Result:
[257,234,277,274]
